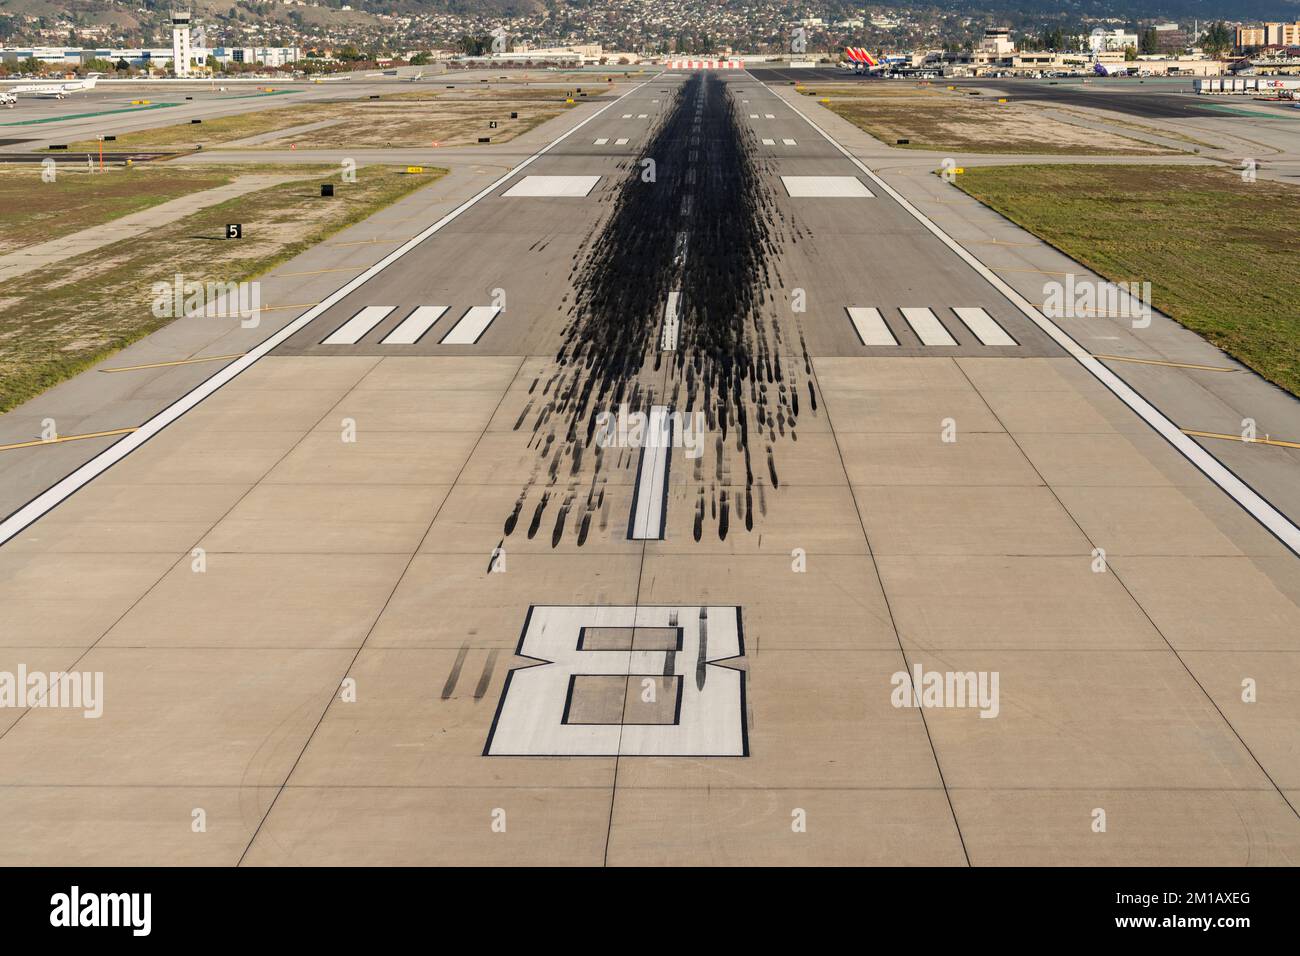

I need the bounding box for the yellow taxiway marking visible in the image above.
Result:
[0,427,137,452]
[101,353,245,373]
[263,303,321,312]
[1183,429,1300,450]
[1094,354,1236,373]
[328,237,409,247]
[270,267,364,278]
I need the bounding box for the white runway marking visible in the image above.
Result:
[615,137,629,145]
[749,113,759,119]
[441,305,502,345]
[764,113,775,119]
[485,605,746,757]
[901,307,957,346]
[622,113,632,118]
[321,305,394,345]
[381,305,448,345]
[781,175,874,198]
[629,405,671,540]
[502,175,601,198]
[953,306,1017,346]
[782,138,797,146]
[771,83,1300,557]
[594,137,609,145]
[846,307,898,346]
[637,113,648,118]
[761,138,776,145]
[661,291,681,351]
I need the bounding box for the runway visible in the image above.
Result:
[1,69,1299,866]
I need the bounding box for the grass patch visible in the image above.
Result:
[0,164,238,254]
[69,94,574,152]
[956,163,1300,394]
[823,92,1171,154]
[0,164,445,411]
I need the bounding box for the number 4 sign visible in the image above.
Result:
[484,605,747,757]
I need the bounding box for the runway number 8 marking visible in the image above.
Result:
[484,605,748,757]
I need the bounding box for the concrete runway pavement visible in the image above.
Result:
[1,70,1299,865]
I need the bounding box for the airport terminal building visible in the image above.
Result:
[0,45,300,72]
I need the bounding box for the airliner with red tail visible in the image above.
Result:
[841,47,886,73]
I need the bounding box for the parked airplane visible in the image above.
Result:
[842,47,887,74]
[1092,62,1132,77]
[2,76,99,99]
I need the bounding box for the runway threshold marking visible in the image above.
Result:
[846,307,898,346]
[441,305,502,345]
[0,427,137,452]
[381,305,448,345]
[100,353,246,373]
[1094,354,1236,372]
[1183,429,1300,450]
[0,74,659,546]
[900,307,958,346]
[953,307,1017,346]
[628,405,672,540]
[768,83,1300,557]
[322,305,395,345]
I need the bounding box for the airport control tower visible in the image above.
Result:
[171,10,193,77]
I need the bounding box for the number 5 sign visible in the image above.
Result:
[484,605,747,757]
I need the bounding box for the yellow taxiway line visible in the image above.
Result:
[0,427,138,452]
[1093,354,1236,373]
[101,353,245,373]
[1182,429,1300,450]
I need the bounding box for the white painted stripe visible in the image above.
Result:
[661,291,681,351]
[761,138,776,145]
[764,113,775,119]
[321,305,394,345]
[441,305,502,345]
[846,307,897,346]
[630,405,671,540]
[770,82,1300,557]
[749,113,759,119]
[503,175,601,198]
[953,306,1016,346]
[782,138,797,146]
[900,307,957,346]
[615,137,629,145]
[637,113,648,118]
[0,74,663,548]
[381,305,448,345]
[622,113,632,118]
[594,137,609,145]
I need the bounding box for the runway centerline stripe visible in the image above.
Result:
[953,306,1017,346]
[768,80,1300,558]
[900,307,957,346]
[0,72,661,547]
[381,305,448,345]
[628,405,672,540]
[846,307,898,347]
[321,305,395,345]
[441,305,501,345]
[661,291,681,351]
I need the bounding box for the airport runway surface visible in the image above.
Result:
[2,70,1300,865]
